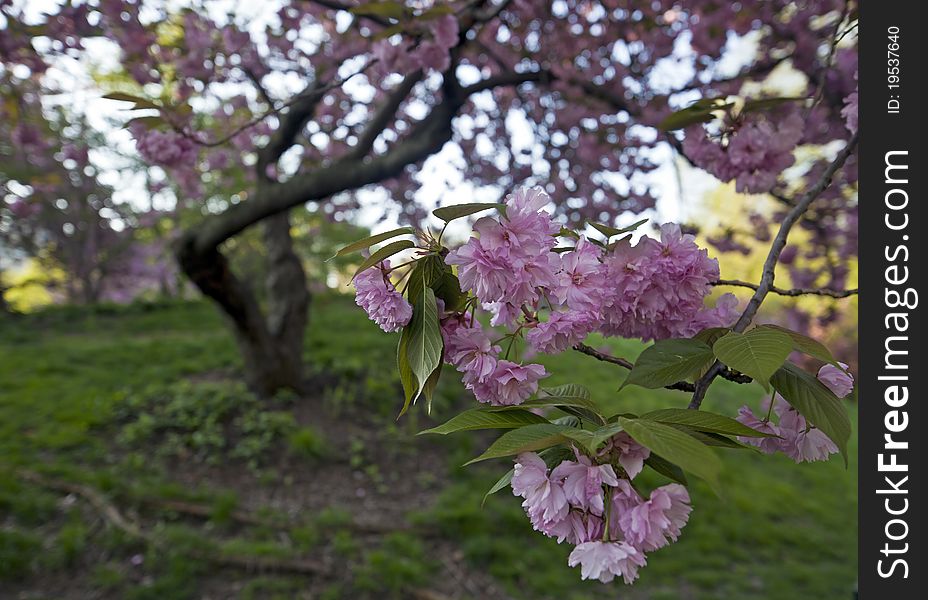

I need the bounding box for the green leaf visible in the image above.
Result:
[618,417,721,490]
[754,324,842,369]
[465,424,575,465]
[405,287,443,402]
[588,218,647,240]
[419,408,548,435]
[125,116,165,130]
[644,454,688,485]
[540,383,590,402]
[558,226,581,239]
[641,408,777,437]
[586,423,624,452]
[692,327,731,347]
[712,328,793,391]
[659,100,734,131]
[371,23,405,40]
[332,227,414,259]
[351,240,415,280]
[406,255,446,302]
[622,339,714,389]
[349,1,406,19]
[588,221,623,238]
[668,426,751,450]
[616,218,649,235]
[432,270,467,312]
[482,468,514,506]
[396,329,417,418]
[102,92,160,110]
[770,362,852,464]
[558,428,596,448]
[485,384,606,424]
[420,348,444,415]
[432,202,503,223]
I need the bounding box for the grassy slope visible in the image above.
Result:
[0,297,857,599]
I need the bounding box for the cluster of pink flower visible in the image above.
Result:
[373,14,459,75]
[736,363,854,462]
[353,260,413,333]
[132,127,199,171]
[683,111,805,194]
[511,437,691,584]
[442,317,548,405]
[842,72,859,134]
[448,189,737,346]
[353,187,738,407]
[598,224,739,341]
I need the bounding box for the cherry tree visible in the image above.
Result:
[0,77,174,305]
[0,0,858,398]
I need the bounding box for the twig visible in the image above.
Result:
[688,132,859,409]
[713,279,858,299]
[572,343,752,393]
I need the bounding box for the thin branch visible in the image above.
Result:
[573,342,634,370]
[573,343,752,393]
[713,279,858,299]
[343,70,424,161]
[189,69,545,252]
[688,131,859,409]
[307,0,392,26]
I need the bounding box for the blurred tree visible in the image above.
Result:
[0,0,857,394]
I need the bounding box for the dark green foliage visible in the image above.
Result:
[115,380,297,469]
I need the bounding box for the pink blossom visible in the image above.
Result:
[512,452,569,525]
[542,511,604,545]
[442,321,500,382]
[526,310,596,354]
[551,452,619,516]
[600,224,728,341]
[735,405,783,454]
[353,261,413,333]
[470,360,547,406]
[842,73,858,134]
[618,487,673,551]
[133,127,198,169]
[553,237,609,312]
[817,362,854,398]
[446,231,512,302]
[776,398,838,463]
[659,484,692,541]
[411,41,450,72]
[739,396,838,463]
[430,15,459,48]
[446,188,559,307]
[482,301,521,328]
[607,432,651,479]
[683,111,804,194]
[567,541,647,584]
[618,484,692,551]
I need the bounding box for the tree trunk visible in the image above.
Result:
[263,210,310,389]
[176,209,309,397]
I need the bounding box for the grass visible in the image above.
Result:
[0,296,858,598]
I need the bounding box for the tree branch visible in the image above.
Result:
[713,279,858,299]
[343,70,423,162]
[688,131,859,409]
[307,0,392,26]
[187,69,544,253]
[572,343,752,393]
